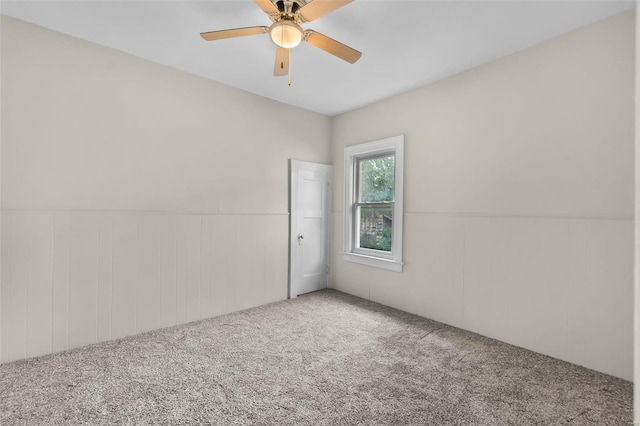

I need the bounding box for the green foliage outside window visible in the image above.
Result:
[358,155,395,252]
[359,155,395,202]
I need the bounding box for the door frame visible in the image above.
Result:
[289,159,333,299]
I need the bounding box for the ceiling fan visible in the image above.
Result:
[200,0,362,79]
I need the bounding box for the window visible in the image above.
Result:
[343,135,404,272]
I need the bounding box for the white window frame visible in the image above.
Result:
[343,135,404,272]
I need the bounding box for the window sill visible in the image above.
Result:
[342,252,404,273]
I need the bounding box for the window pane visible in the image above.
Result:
[358,205,392,252]
[359,155,395,202]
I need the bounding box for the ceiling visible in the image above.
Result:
[1,0,636,116]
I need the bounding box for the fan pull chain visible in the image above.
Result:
[278,27,291,85]
[288,48,292,86]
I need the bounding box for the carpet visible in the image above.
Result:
[0,289,632,425]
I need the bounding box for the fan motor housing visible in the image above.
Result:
[276,0,309,13]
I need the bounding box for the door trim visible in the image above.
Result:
[289,159,333,299]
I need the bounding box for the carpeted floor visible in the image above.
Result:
[0,289,632,425]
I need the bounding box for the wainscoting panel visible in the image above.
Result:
[235,215,266,311]
[265,215,290,304]
[333,211,634,380]
[0,215,8,362]
[97,216,113,343]
[175,216,188,326]
[416,215,465,329]
[5,215,28,361]
[52,215,70,353]
[0,211,290,364]
[68,215,99,350]
[582,219,634,379]
[210,215,234,317]
[159,215,178,328]
[505,218,571,362]
[25,214,54,359]
[185,216,202,324]
[463,217,512,342]
[137,215,162,334]
[200,215,213,319]
[112,215,138,341]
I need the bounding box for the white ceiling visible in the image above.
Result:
[1,0,636,116]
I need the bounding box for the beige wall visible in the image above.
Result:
[0,16,331,362]
[1,17,329,213]
[332,11,635,380]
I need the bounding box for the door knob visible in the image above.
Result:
[297,233,304,245]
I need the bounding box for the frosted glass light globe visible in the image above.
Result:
[270,20,303,48]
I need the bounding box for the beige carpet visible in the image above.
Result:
[0,289,632,425]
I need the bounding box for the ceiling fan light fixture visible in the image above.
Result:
[270,20,303,48]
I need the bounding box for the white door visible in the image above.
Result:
[290,160,332,298]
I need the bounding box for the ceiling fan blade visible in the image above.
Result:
[297,0,353,22]
[200,26,269,41]
[305,30,362,64]
[254,0,279,15]
[274,47,290,76]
